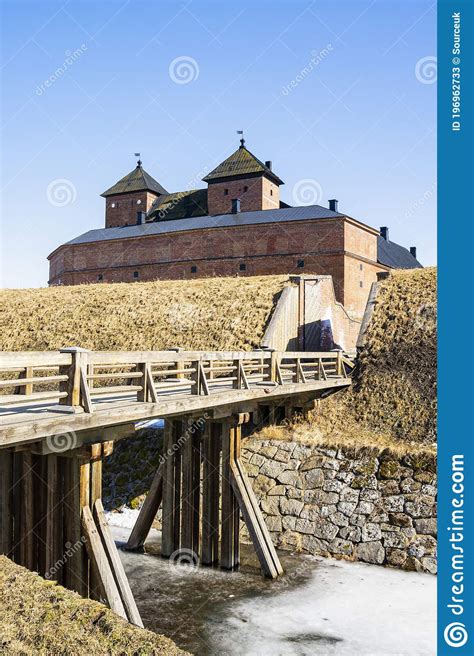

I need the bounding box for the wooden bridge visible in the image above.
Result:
[0,347,351,625]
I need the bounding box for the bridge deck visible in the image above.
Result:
[0,349,351,448]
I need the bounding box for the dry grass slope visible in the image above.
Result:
[0,276,287,352]
[0,556,188,656]
[348,267,436,444]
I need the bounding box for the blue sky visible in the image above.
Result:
[1,0,436,288]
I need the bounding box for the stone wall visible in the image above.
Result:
[103,433,437,574]
[241,439,437,573]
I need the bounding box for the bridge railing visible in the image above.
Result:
[0,349,345,415]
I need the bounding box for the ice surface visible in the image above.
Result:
[110,525,436,655]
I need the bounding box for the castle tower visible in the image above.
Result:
[203,139,284,215]
[101,159,168,228]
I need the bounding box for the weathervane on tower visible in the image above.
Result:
[236,130,245,147]
[134,152,142,167]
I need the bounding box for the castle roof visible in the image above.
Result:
[203,144,284,185]
[63,204,343,247]
[58,202,421,270]
[148,189,208,221]
[377,236,422,269]
[101,163,168,197]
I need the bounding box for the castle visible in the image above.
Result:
[48,139,421,320]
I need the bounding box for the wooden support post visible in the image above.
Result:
[44,455,58,576]
[19,451,35,571]
[192,424,201,554]
[172,421,182,553]
[125,462,163,551]
[161,420,177,558]
[90,444,102,507]
[201,422,220,566]
[181,420,199,554]
[93,499,144,627]
[0,450,13,557]
[63,456,87,595]
[220,419,240,570]
[82,505,127,619]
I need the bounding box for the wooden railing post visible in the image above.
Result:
[59,347,90,412]
[337,350,343,377]
[269,350,278,383]
[191,359,201,395]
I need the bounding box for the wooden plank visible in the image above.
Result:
[230,459,279,579]
[0,379,351,449]
[93,499,143,627]
[90,444,102,506]
[201,422,220,565]
[63,457,87,595]
[173,422,182,553]
[79,460,91,594]
[16,366,33,396]
[80,367,94,413]
[180,421,194,555]
[125,462,163,551]
[199,363,210,396]
[81,505,127,619]
[146,364,159,403]
[192,427,201,554]
[220,421,239,570]
[19,451,34,570]
[0,450,13,556]
[0,351,71,368]
[44,455,58,576]
[161,420,175,558]
[236,456,283,575]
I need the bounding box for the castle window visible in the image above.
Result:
[133,271,139,278]
[224,189,229,196]
[297,259,305,268]
[191,265,197,273]
[360,281,363,288]
[270,189,273,196]
[137,199,142,205]
[111,203,116,209]
[360,263,363,271]
[239,263,246,271]
[97,274,103,281]
[243,186,248,192]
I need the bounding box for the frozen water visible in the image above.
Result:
[110,523,436,655]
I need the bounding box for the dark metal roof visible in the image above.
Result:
[377,236,422,269]
[147,189,208,221]
[101,164,168,197]
[64,204,344,246]
[203,145,284,185]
